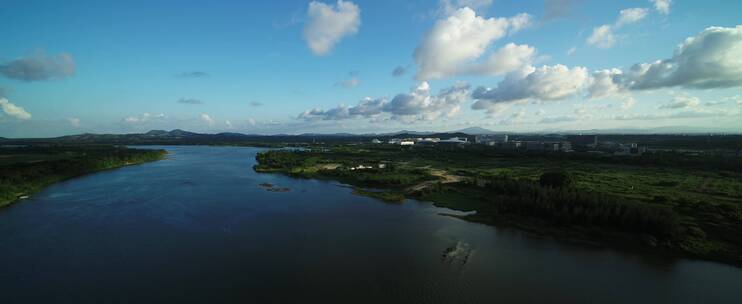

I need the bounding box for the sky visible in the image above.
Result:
[1,0,741,137]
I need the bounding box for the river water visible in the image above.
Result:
[1,146,740,303]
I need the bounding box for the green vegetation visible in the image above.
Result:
[254,145,742,266]
[0,145,166,208]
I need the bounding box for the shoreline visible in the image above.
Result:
[0,148,167,209]
[253,152,742,268]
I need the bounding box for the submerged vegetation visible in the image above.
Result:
[254,145,742,266]
[0,145,166,208]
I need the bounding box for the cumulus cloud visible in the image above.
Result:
[0,98,31,120]
[651,0,672,15]
[299,82,470,122]
[587,6,651,49]
[438,0,493,16]
[414,7,533,80]
[616,8,649,27]
[299,97,386,121]
[597,26,742,92]
[177,98,204,105]
[472,64,590,112]
[586,25,616,49]
[0,51,75,81]
[659,95,701,109]
[383,81,470,120]
[467,43,537,76]
[587,68,624,99]
[303,0,360,55]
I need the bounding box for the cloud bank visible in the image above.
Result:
[0,98,31,120]
[299,82,470,122]
[0,51,75,81]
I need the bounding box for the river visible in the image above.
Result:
[1,146,740,303]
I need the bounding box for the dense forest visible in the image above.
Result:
[0,146,166,208]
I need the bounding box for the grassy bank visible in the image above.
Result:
[0,145,167,208]
[253,146,742,267]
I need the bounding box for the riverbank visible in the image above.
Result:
[0,146,167,208]
[253,146,742,267]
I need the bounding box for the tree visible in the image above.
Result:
[539,171,574,188]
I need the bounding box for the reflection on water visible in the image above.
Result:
[0,146,740,303]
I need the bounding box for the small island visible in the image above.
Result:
[0,145,167,208]
[254,144,742,267]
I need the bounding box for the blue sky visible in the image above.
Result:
[1,0,741,137]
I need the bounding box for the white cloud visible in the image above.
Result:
[659,95,701,109]
[225,120,233,129]
[566,47,577,55]
[629,26,742,89]
[200,113,214,126]
[467,43,537,76]
[586,25,615,49]
[597,26,742,91]
[438,0,493,16]
[651,0,672,15]
[303,0,360,55]
[587,68,624,99]
[472,64,590,111]
[616,8,649,27]
[67,117,81,127]
[0,98,31,120]
[414,7,533,80]
[587,6,651,49]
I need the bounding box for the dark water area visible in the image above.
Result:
[1,146,740,303]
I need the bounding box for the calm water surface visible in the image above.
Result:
[1,146,740,303]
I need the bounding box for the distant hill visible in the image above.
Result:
[3,128,741,150]
[455,127,496,135]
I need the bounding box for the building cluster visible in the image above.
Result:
[370,134,651,156]
[475,134,572,152]
[377,137,470,146]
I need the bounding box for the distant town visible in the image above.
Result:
[369,133,742,158]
